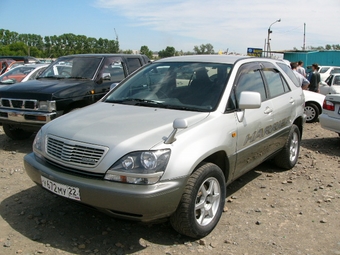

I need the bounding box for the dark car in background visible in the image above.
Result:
[0,54,150,139]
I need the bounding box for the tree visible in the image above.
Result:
[122,49,133,54]
[193,43,214,54]
[140,45,153,59]
[158,46,175,58]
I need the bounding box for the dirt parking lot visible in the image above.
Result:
[0,122,340,255]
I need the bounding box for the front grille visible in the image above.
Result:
[0,98,38,110]
[46,135,108,168]
[45,158,105,179]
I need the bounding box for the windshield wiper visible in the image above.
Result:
[67,76,90,80]
[37,76,63,79]
[107,98,164,106]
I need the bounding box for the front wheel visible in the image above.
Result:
[2,124,34,140]
[170,163,226,238]
[274,124,301,169]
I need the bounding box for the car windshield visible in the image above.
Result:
[319,67,330,73]
[38,56,103,79]
[104,62,232,112]
[0,65,37,83]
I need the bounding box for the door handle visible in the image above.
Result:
[289,98,295,104]
[264,107,273,114]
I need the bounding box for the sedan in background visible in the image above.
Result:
[303,90,325,123]
[0,64,48,84]
[318,66,340,81]
[319,74,340,95]
[319,94,340,135]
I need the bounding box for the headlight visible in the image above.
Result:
[104,149,171,184]
[33,129,44,158]
[38,101,56,112]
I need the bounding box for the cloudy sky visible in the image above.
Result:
[1,0,340,54]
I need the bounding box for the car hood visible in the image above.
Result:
[43,102,210,150]
[0,78,92,94]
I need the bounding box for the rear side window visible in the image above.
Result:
[262,69,290,98]
[276,62,299,88]
[127,58,142,73]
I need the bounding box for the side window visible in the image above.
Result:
[127,58,142,73]
[277,62,300,88]
[262,70,289,98]
[235,70,266,103]
[331,68,340,74]
[102,57,125,82]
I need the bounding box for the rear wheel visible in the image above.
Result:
[170,163,226,238]
[275,124,300,169]
[304,102,319,123]
[2,124,34,140]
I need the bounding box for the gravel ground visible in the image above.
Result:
[0,122,340,255]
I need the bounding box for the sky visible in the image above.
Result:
[1,0,340,55]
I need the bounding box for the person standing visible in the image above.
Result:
[290,62,310,90]
[308,63,321,92]
[296,60,306,77]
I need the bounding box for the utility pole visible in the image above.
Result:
[303,23,306,51]
[267,19,281,57]
[114,28,119,52]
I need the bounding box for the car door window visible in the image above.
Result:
[235,69,267,104]
[262,69,290,98]
[127,58,142,73]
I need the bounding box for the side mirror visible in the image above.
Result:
[101,72,111,80]
[238,91,261,109]
[163,118,188,144]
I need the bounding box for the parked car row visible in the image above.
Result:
[1,53,338,239]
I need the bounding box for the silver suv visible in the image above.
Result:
[24,55,306,238]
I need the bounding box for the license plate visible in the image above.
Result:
[41,176,80,201]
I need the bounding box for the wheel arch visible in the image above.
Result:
[293,116,304,138]
[197,150,230,183]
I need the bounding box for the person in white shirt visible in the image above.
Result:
[290,62,309,90]
[297,60,307,77]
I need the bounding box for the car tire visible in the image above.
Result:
[274,124,301,170]
[170,162,226,238]
[2,124,34,140]
[305,102,320,123]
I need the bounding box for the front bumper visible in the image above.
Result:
[0,108,56,125]
[24,152,187,222]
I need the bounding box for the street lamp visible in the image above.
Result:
[266,19,281,57]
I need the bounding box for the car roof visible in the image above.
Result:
[61,54,147,58]
[154,55,285,65]
[155,55,249,64]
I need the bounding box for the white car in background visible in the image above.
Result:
[303,90,325,123]
[0,64,48,84]
[318,66,340,81]
[319,74,340,95]
[319,94,340,135]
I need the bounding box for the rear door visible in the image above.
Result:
[261,65,295,151]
